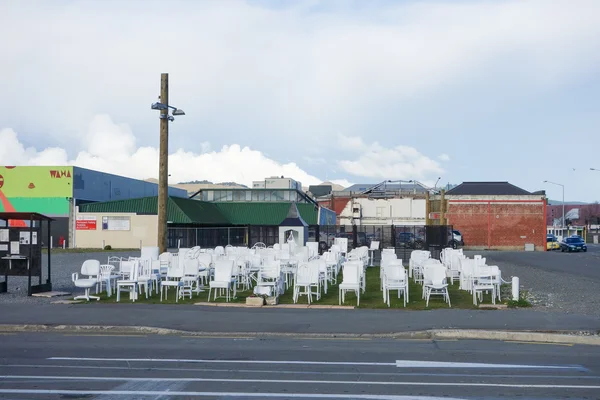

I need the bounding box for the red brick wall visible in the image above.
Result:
[446,201,546,251]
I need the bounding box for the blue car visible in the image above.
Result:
[560,236,587,252]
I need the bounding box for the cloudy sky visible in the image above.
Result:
[1,0,600,201]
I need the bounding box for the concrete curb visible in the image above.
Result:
[193,302,355,309]
[0,324,598,345]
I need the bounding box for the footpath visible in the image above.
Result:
[0,303,599,344]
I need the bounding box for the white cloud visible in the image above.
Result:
[302,156,326,166]
[337,134,443,180]
[1,0,600,201]
[1,0,598,152]
[438,154,451,161]
[336,133,367,152]
[0,115,343,188]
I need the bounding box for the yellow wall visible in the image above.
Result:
[74,210,158,249]
[0,166,73,197]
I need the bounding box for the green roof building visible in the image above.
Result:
[75,194,335,249]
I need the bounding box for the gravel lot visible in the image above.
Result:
[0,251,139,304]
[466,244,600,317]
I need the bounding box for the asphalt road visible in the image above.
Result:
[1,302,600,333]
[0,332,599,399]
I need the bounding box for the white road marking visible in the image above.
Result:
[1,375,600,389]
[7,364,599,380]
[46,357,585,371]
[93,379,187,400]
[395,360,584,370]
[0,390,469,399]
[47,357,396,366]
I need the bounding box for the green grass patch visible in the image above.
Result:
[506,290,533,308]
[92,267,488,310]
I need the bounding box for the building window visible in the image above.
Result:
[376,207,385,218]
[214,191,226,201]
[272,191,284,201]
[102,216,130,231]
[233,191,245,201]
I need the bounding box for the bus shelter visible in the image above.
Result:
[0,212,53,296]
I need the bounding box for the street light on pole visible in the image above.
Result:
[591,167,599,171]
[151,73,185,253]
[543,180,565,234]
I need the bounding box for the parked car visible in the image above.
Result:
[560,236,587,252]
[448,230,464,249]
[397,232,425,250]
[546,234,560,251]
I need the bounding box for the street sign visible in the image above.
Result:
[429,212,441,220]
[76,216,97,230]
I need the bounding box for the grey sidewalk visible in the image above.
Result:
[0,303,598,334]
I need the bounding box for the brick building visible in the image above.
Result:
[444,182,547,251]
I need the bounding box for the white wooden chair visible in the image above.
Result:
[208,260,235,302]
[160,260,184,302]
[339,262,361,306]
[383,264,408,307]
[116,260,140,302]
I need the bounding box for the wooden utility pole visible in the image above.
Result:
[425,191,431,226]
[157,73,169,253]
[440,189,446,226]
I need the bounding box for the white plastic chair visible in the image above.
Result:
[98,264,119,296]
[72,260,101,301]
[424,267,451,307]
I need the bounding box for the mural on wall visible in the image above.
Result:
[0,166,73,225]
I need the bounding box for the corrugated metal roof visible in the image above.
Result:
[78,196,228,225]
[215,202,318,225]
[170,197,229,224]
[446,182,532,196]
[345,183,427,193]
